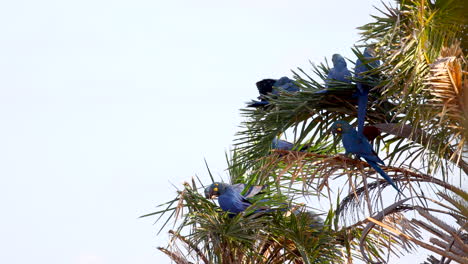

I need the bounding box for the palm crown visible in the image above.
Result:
[143,1,467,263]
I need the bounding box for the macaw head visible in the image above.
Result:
[331,120,353,134]
[204,182,229,199]
[332,54,346,68]
[256,79,276,95]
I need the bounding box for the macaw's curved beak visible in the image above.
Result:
[204,187,212,199]
[205,187,218,199]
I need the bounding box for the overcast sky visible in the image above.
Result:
[0,0,434,263]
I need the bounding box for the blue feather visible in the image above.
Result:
[247,100,269,107]
[247,77,299,108]
[273,77,300,93]
[325,54,351,88]
[354,48,380,135]
[272,138,308,152]
[217,187,254,214]
[332,121,401,193]
[356,84,369,135]
[366,160,401,193]
[272,138,294,151]
[205,183,323,224]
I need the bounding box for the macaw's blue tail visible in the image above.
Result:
[366,159,401,193]
[356,83,369,135]
[247,100,270,108]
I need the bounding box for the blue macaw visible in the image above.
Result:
[205,182,324,227]
[273,76,300,93]
[355,48,381,134]
[204,182,268,215]
[248,77,299,107]
[272,138,308,152]
[331,121,400,192]
[325,54,352,88]
[272,138,294,151]
[248,79,277,107]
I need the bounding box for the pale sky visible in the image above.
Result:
[0,0,433,263]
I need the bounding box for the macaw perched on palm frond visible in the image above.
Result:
[247,77,300,107]
[247,79,276,107]
[325,54,352,88]
[204,182,324,227]
[331,120,400,193]
[272,138,295,151]
[204,182,268,215]
[274,76,300,93]
[271,138,308,152]
[354,47,381,135]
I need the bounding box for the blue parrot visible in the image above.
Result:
[272,138,294,151]
[248,79,277,107]
[247,77,299,107]
[354,47,381,134]
[204,182,268,215]
[205,182,324,227]
[273,76,300,93]
[325,54,352,88]
[272,138,308,152]
[331,121,400,193]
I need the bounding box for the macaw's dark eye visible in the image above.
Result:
[213,187,218,192]
[337,127,342,132]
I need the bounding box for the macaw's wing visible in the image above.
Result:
[357,134,384,165]
[230,183,267,198]
[244,185,267,198]
[274,77,300,93]
[325,69,352,88]
[218,192,252,214]
[231,183,246,194]
[325,69,341,88]
[272,138,294,150]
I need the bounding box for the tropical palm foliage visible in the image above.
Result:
[144,0,467,263]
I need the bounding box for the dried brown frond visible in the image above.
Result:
[374,123,468,174]
[158,246,193,264]
[357,195,468,264]
[424,41,467,168]
[261,150,468,227]
[168,230,209,264]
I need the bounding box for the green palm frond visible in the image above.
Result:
[235,68,396,173]
[144,180,349,263]
[358,0,468,176]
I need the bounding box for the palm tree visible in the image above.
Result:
[143,0,467,263]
